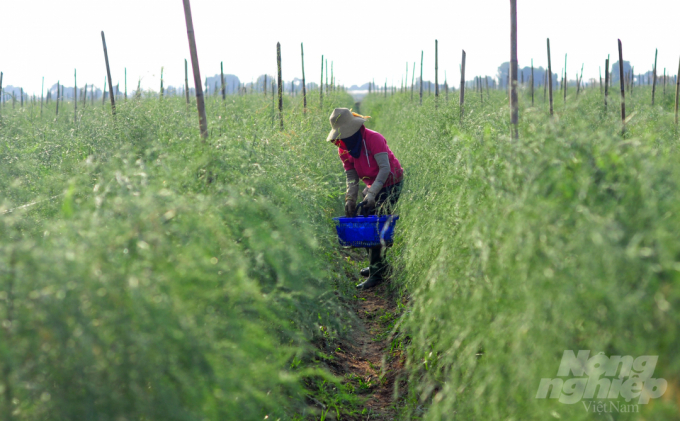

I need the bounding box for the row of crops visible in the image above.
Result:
[0,92,364,420]
[362,86,680,419]
[1,82,679,419]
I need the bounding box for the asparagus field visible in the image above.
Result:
[1,80,680,420]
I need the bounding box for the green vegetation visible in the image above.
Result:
[3,79,680,420]
[362,86,680,419]
[0,92,362,420]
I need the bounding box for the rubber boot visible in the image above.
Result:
[356,247,386,290]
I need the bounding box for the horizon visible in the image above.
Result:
[2,0,679,96]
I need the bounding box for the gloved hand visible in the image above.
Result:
[363,192,376,211]
[345,200,356,217]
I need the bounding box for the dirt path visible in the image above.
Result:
[327,253,405,419]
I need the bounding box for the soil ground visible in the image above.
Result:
[325,250,406,420]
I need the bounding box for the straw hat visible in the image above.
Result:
[326,108,368,141]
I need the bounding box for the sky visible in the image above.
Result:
[2,0,679,95]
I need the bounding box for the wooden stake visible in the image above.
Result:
[618,39,626,129]
[599,66,602,94]
[531,59,534,106]
[301,43,307,112]
[652,48,658,105]
[221,61,226,101]
[675,56,679,126]
[411,62,416,102]
[184,59,190,104]
[510,0,518,138]
[435,39,439,103]
[604,58,609,111]
[460,50,466,120]
[276,42,283,130]
[100,32,116,115]
[419,51,424,105]
[405,62,409,97]
[74,69,77,124]
[563,54,567,103]
[547,39,553,116]
[182,0,208,140]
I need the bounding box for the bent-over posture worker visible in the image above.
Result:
[327,108,404,290]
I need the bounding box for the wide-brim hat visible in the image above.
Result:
[326,108,368,141]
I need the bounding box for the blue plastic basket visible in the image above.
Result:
[332,214,400,248]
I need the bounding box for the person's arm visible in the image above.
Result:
[363,152,391,207]
[345,169,359,216]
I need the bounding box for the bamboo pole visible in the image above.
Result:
[599,67,602,94]
[618,39,626,129]
[184,59,190,104]
[547,39,553,116]
[411,62,415,102]
[604,58,609,111]
[83,83,87,107]
[663,68,666,96]
[460,50,466,120]
[631,66,634,96]
[510,0,518,139]
[419,51,424,105]
[56,81,60,116]
[276,42,283,130]
[74,69,77,124]
[100,32,116,115]
[652,48,658,105]
[531,59,534,106]
[40,77,44,117]
[182,0,208,140]
[220,61,226,101]
[301,43,307,112]
[320,55,323,108]
[675,56,679,126]
[435,40,439,103]
[405,62,409,97]
[563,54,567,103]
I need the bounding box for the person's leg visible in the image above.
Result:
[357,181,403,289]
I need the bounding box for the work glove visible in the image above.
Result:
[360,180,383,214]
[345,169,359,216]
[345,200,356,217]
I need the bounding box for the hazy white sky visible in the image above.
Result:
[2,0,679,95]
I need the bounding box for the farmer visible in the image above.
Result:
[327,108,404,290]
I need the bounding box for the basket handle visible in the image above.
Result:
[354,202,369,217]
